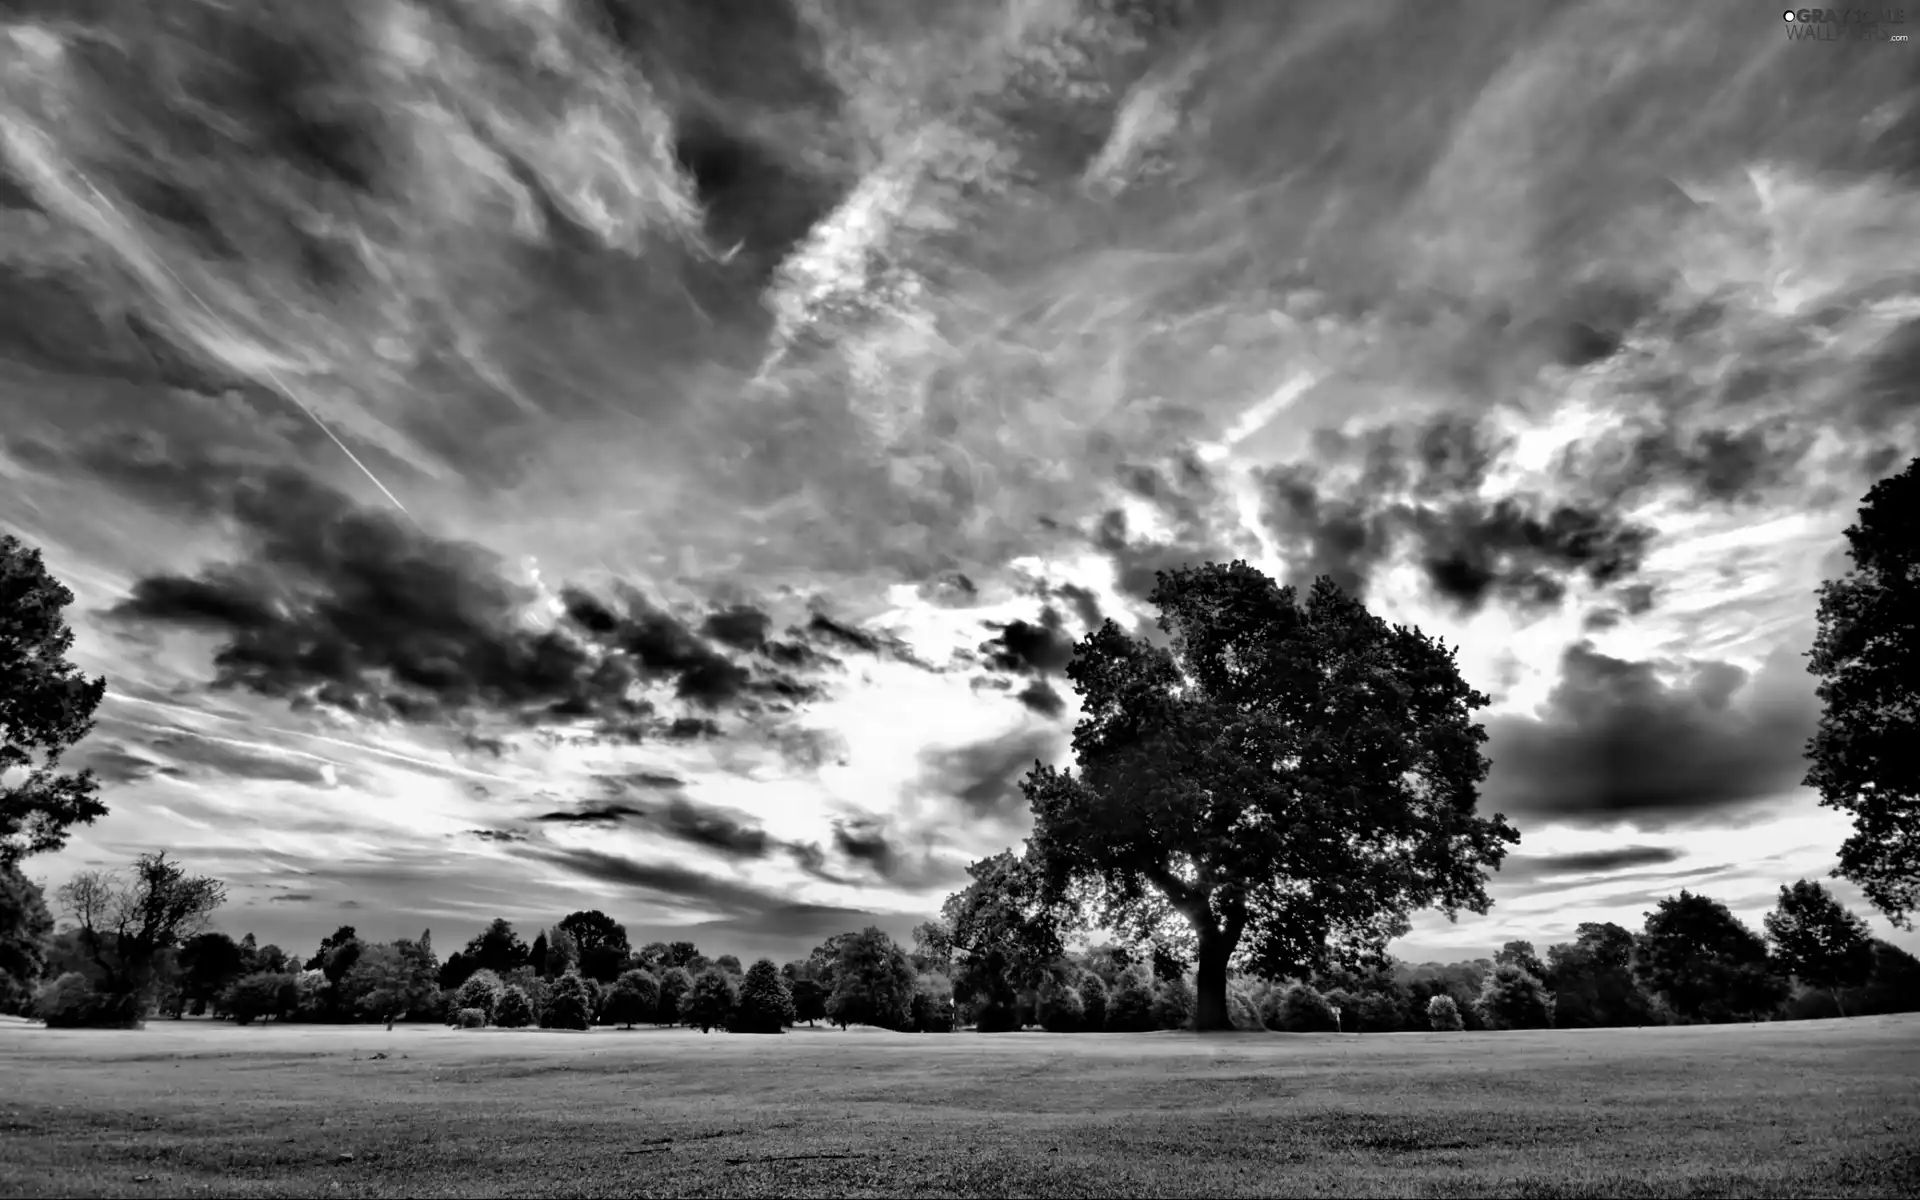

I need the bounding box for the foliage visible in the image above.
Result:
[1077,971,1109,1032]
[0,534,108,866]
[0,859,54,1015]
[1475,963,1555,1030]
[1494,940,1548,982]
[656,965,694,1025]
[1265,982,1338,1032]
[789,977,828,1027]
[34,971,139,1027]
[1037,979,1086,1031]
[908,974,956,1033]
[715,954,743,976]
[1105,971,1158,1032]
[603,969,659,1029]
[1226,983,1263,1031]
[1545,923,1652,1028]
[1428,993,1464,1031]
[54,852,225,1009]
[557,910,630,983]
[825,926,917,1030]
[466,919,532,977]
[175,932,246,1018]
[1635,891,1789,1023]
[684,966,737,1033]
[493,985,534,1028]
[528,932,550,976]
[1022,565,1519,1030]
[937,852,1074,1031]
[732,959,794,1034]
[224,972,296,1025]
[1764,880,1878,1014]
[453,969,504,1022]
[1151,976,1195,1030]
[1805,456,1920,927]
[542,972,593,1030]
[454,1006,486,1029]
[347,941,437,1028]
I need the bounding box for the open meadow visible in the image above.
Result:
[2,1015,1917,1199]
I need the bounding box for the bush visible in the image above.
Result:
[602,970,659,1029]
[494,985,534,1029]
[1428,994,1465,1031]
[1476,963,1555,1030]
[972,998,1023,1032]
[225,972,297,1025]
[1038,981,1086,1032]
[684,967,738,1033]
[454,1007,487,1029]
[1078,972,1109,1032]
[33,973,141,1028]
[1150,977,1195,1030]
[543,973,593,1031]
[1105,975,1158,1032]
[731,960,795,1034]
[1266,982,1338,1032]
[453,969,504,1023]
[1227,984,1264,1031]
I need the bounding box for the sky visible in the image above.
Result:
[1,0,1917,969]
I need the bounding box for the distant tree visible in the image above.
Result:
[732,959,795,1034]
[1427,993,1465,1031]
[542,972,593,1030]
[1494,940,1548,982]
[1805,456,1920,928]
[543,926,579,978]
[348,942,437,1029]
[494,984,534,1028]
[826,926,917,1030]
[55,852,225,1016]
[656,965,694,1026]
[1635,891,1789,1023]
[224,972,297,1026]
[938,851,1074,1032]
[789,977,828,1027]
[1765,880,1878,1016]
[1546,922,1653,1028]
[529,931,550,977]
[664,941,701,969]
[632,942,670,972]
[908,973,956,1033]
[1104,970,1158,1032]
[175,932,246,1018]
[1150,976,1195,1030]
[1265,981,1337,1032]
[452,969,504,1023]
[1475,963,1554,1030]
[305,926,359,972]
[909,921,953,974]
[1022,566,1519,1030]
[685,967,737,1033]
[1,535,108,866]
[603,969,659,1029]
[1037,979,1086,1031]
[1077,971,1109,1033]
[557,910,630,983]
[0,860,54,1015]
[463,919,531,977]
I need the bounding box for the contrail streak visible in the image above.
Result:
[68,170,415,520]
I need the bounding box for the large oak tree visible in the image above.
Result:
[1022,564,1520,1031]
[1806,456,1920,927]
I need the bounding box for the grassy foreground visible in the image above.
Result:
[2,1015,1916,1199]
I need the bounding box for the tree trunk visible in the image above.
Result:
[1193,930,1233,1032]
[1831,988,1847,1019]
[385,1013,395,1031]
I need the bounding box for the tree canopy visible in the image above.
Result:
[54,852,226,1003]
[1,535,108,866]
[1764,879,1877,1015]
[1806,456,1920,928]
[1022,563,1520,1029]
[1634,891,1787,1023]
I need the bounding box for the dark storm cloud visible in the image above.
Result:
[267,893,313,903]
[655,796,772,858]
[1255,415,1654,609]
[533,803,647,824]
[1500,846,1683,883]
[72,744,185,786]
[1483,641,1822,828]
[916,726,1064,821]
[786,841,855,885]
[831,816,899,879]
[466,828,528,843]
[1090,448,1255,602]
[1015,680,1066,719]
[978,608,1076,675]
[700,605,771,651]
[534,848,789,916]
[1053,584,1105,632]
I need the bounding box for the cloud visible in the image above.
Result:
[1014,680,1065,719]
[267,893,313,903]
[532,848,790,917]
[1483,641,1823,828]
[465,829,527,844]
[915,725,1064,822]
[979,608,1077,675]
[1500,846,1684,883]
[533,803,648,824]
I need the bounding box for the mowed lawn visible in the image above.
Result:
[2,1015,1917,1199]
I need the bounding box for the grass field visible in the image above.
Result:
[2,1014,1916,1199]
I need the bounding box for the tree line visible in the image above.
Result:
[2,455,1916,1033]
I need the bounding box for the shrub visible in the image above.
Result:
[455,1007,487,1029]
[1078,972,1109,1033]
[1227,984,1264,1032]
[1038,981,1086,1032]
[1428,994,1465,1031]
[225,972,297,1025]
[33,973,141,1028]
[1105,975,1158,1032]
[731,960,795,1034]
[972,999,1023,1032]
[543,972,593,1031]
[684,967,737,1033]
[494,985,534,1029]
[602,970,659,1030]
[453,969,504,1023]
[1151,977,1195,1030]
[1266,982,1338,1032]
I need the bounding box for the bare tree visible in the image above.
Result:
[55,852,225,1003]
